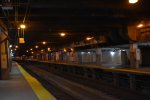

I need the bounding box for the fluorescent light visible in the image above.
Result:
[9,45,12,48]
[110,51,115,56]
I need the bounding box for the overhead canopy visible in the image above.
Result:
[0,0,150,55]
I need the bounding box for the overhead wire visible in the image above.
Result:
[23,0,30,23]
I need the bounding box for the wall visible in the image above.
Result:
[141,47,150,66]
[101,49,122,67]
[0,20,9,79]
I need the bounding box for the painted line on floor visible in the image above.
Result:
[16,63,56,100]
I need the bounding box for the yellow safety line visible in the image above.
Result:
[16,63,56,100]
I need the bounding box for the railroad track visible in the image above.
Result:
[21,64,119,100]
[19,62,150,100]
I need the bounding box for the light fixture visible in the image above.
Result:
[60,33,66,37]
[20,24,26,29]
[88,52,91,54]
[14,49,17,51]
[110,51,115,56]
[31,52,34,54]
[86,36,94,41]
[30,48,33,51]
[41,49,44,53]
[71,48,74,52]
[35,45,39,48]
[47,48,51,52]
[15,46,18,48]
[129,0,138,4]
[26,50,29,53]
[9,45,12,48]
[137,24,143,28]
[64,48,67,52]
[42,41,46,45]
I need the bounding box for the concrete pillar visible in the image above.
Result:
[0,31,9,80]
[96,48,102,65]
[130,43,140,68]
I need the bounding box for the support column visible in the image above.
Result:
[0,31,9,80]
[96,48,102,65]
[130,43,140,68]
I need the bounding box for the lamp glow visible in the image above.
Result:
[15,46,18,48]
[20,24,26,29]
[42,41,46,45]
[110,51,115,56]
[129,0,138,4]
[41,49,44,53]
[60,33,66,37]
[48,48,51,51]
[35,45,39,48]
[86,37,94,41]
[71,48,74,52]
[137,24,143,28]
[9,45,12,48]
[64,48,67,52]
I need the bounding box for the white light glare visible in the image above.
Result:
[9,45,12,48]
[129,0,138,4]
[110,51,115,56]
[81,52,85,55]
[88,52,91,54]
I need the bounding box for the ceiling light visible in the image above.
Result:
[42,41,46,45]
[60,33,66,37]
[64,48,67,52]
[129,0,138,4]
[41,49,44,52]
[20,24,26,29]
[48,48,51,51]
[30,48,33,51]
[15,46,18,48]
[86,37,94,41]
[35,45,39,48]
[110,51,115,56]
[26,50,29,53]
[9,45,12,48]
[71,48,74,52]
[137,24,143,28]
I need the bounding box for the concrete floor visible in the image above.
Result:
[0,62,38,100]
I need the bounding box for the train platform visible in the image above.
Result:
[34,60,150,75]
[0,62,56,100]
